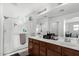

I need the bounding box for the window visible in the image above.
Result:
[73,24,79,31]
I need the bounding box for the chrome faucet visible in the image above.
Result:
[65,37,71,42]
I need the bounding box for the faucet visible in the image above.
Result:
[65,37,71,42]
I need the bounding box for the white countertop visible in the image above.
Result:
[29,36,79,51]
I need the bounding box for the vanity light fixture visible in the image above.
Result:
[29,16,32,21]
[4,16,9,19]
[37,8,47,15]
[14,23,17,27]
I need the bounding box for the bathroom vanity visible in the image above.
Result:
[28,36,79,56]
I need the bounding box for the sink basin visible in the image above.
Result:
[59,38,79,47]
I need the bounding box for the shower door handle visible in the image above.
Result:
[3,30,7,33]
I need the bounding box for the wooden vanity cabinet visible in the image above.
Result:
[28,38,62,56]
[28,38,79,56]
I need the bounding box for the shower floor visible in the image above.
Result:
[11,53,20,56]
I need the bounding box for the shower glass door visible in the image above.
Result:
[3,18,14,55]
[3,18,28,55]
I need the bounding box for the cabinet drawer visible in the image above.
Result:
[29,38,33,42]
[33,39,40,44]
[40,46,46,52]
[40,50,46,56]
[75,51,79,55]
[47,49,61,56]
[47,43,61,53]
[40,41,46,47]
[62,47,79,56]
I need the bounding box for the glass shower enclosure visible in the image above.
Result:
[0,17,28,56]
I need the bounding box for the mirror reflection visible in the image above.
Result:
[65,17,79,38]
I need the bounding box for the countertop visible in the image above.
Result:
[29,36,79,51]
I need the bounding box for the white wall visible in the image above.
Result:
[0,4,4,55]
[0,12,1,55]
[0,16,2,55]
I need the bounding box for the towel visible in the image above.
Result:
[20,34,26,45]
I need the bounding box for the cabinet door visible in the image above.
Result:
[28,39,33,55]
[39,41,47,56]
[32,43,40,56]
[46,43,61,56]
[62,47,79,56]
[40,46,46,56]
[47,49,61,56]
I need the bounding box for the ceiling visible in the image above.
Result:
[2,3,79,19]
[36,3,79,21]
[0,3,63,25]
[38,3,79,19]
[48,3,79,18]
[2,3,79,25]
[2,3,61,17]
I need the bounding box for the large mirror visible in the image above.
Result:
[50,21,65,37]
[35,17,65,39]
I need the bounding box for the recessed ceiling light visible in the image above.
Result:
[44,15,47,17]
[60,9,64,12]
[57,3,63,5]
[11,3,18,6]
[4,16,9,19]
